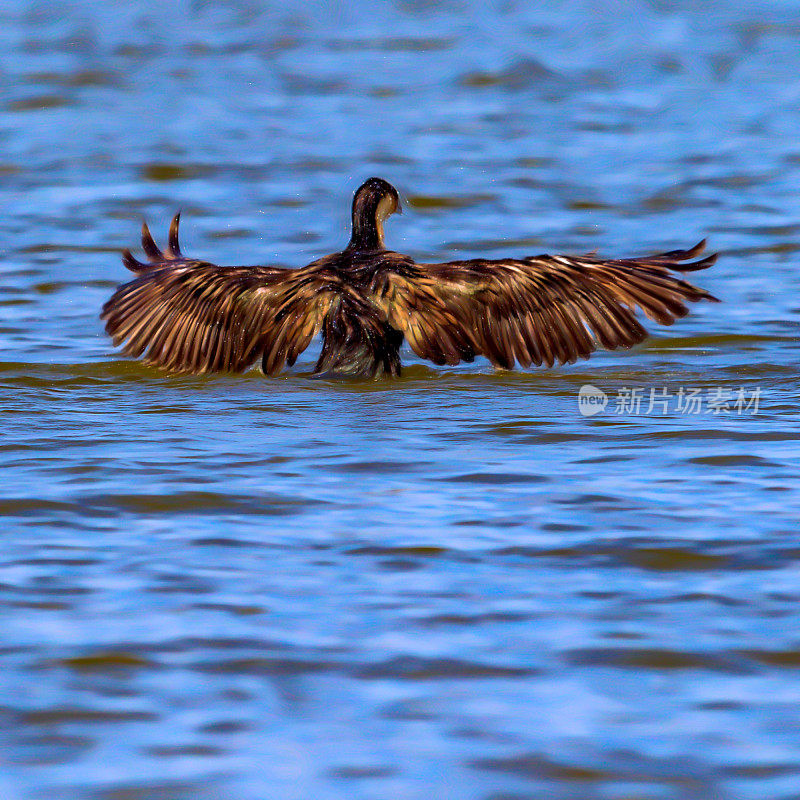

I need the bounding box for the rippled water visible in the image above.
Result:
[2,2,800,799]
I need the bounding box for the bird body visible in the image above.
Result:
[102,177,718,378]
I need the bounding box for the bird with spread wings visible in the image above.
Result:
[102,177,718,378]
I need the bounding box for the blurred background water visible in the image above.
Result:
[2,1,800,798]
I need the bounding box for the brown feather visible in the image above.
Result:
[370,242,716,370]
[168,213,182,259]
[103,254,334,375]
[103,194,717,376]
[141,221,163,262]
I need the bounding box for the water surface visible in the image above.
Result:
[2,2,800,799]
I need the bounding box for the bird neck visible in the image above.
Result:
[347,211,384,251]
[347,188,387,252]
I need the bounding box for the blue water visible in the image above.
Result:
[2,2,800,799]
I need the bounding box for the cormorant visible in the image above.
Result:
[102,177,718,378]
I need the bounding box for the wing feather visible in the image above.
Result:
[102,218,333,374]
[370,242,717,369]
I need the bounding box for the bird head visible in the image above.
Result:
[348,177,401,251]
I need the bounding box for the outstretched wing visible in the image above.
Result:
[101,215,333,375]
[371,241,718,369]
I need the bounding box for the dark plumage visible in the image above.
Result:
[101,177,719,378]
